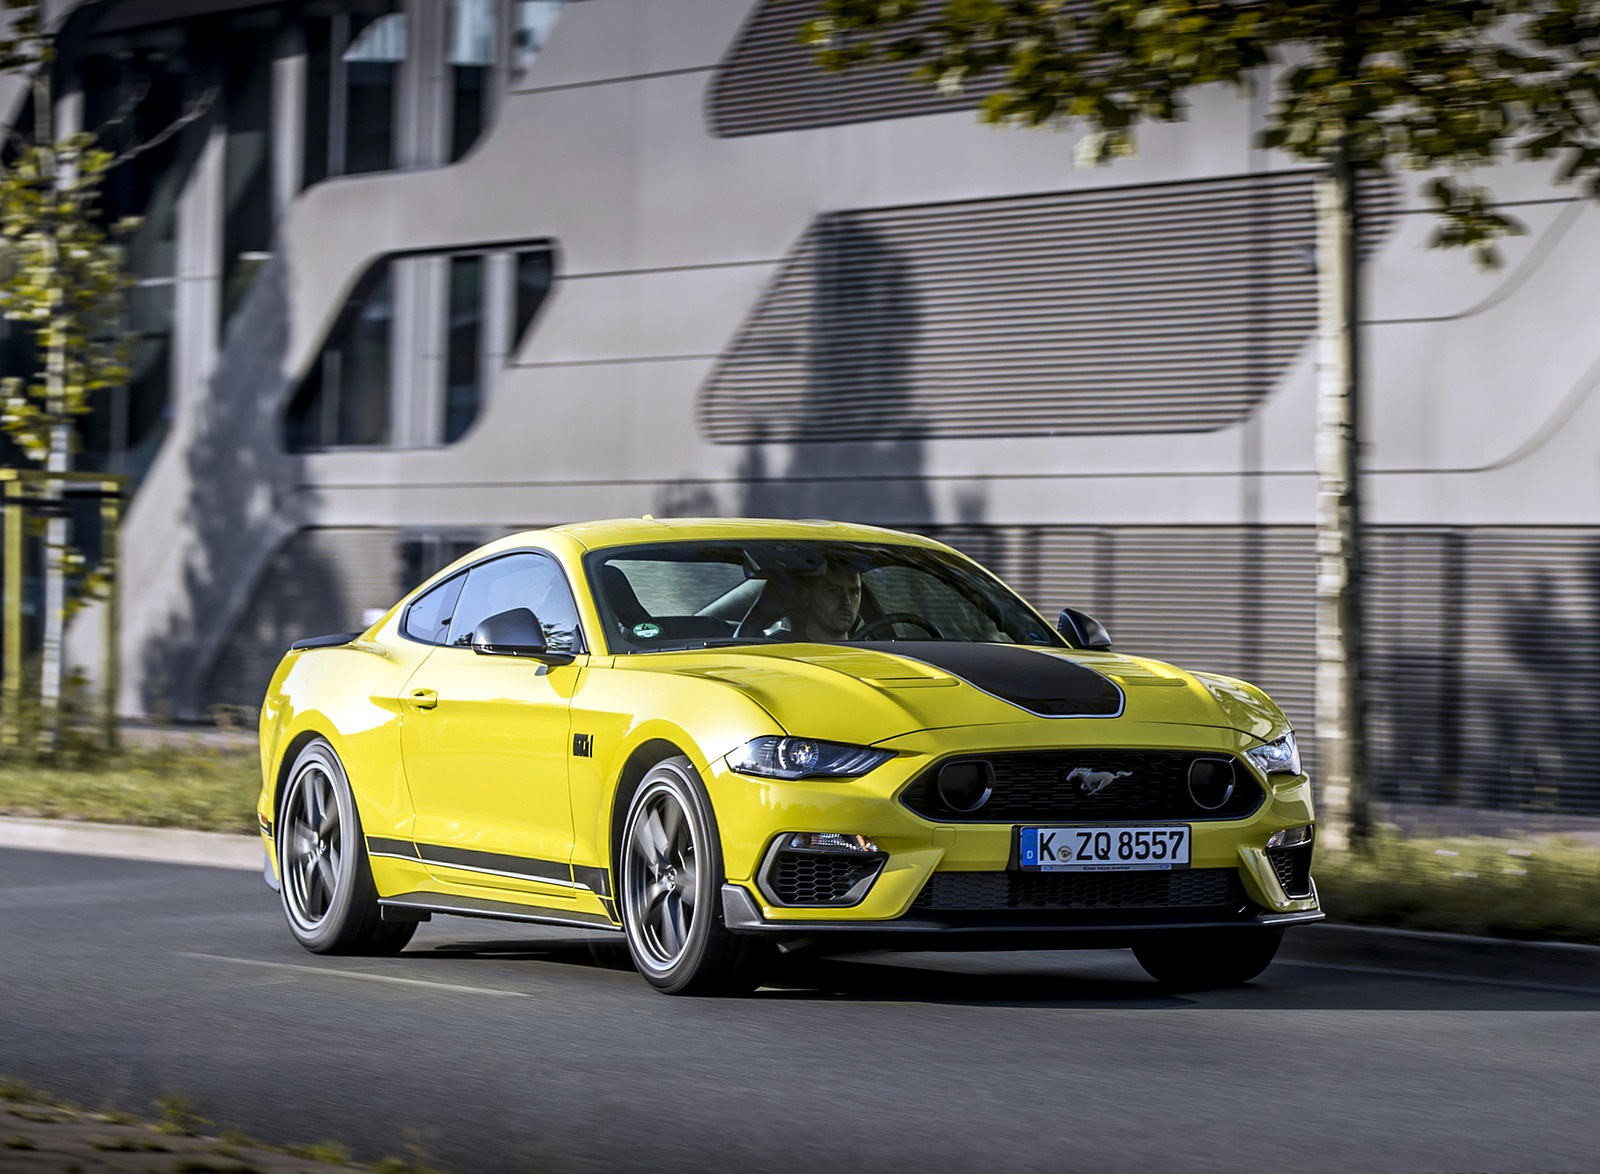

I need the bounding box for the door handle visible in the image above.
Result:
[407,688,439,711]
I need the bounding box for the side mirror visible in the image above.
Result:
[471,608,574,663]
[1057,607,1112,651]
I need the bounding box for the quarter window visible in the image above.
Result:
[445,553,583,652]
[402,573,467,645]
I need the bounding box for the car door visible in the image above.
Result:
[399,551,586,900]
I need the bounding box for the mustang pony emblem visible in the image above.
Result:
[1068,767,1132,796]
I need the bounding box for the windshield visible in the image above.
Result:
[585,540,1065,654]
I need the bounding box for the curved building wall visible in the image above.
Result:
[52,0,1600,811]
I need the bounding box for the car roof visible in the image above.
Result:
[539,517,952,553]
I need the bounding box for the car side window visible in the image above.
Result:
[445,552,584,653]
[401,573,467,645]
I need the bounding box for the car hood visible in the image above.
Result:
[619,642,1286,745]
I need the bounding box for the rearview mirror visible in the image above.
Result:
[1057,607,1112,651]
[471,608,574,663]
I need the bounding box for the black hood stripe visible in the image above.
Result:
[853,642,1124,718]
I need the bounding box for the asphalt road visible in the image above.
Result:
[2,848,1597,1174]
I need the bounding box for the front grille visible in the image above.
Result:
[1266,844,1314,898]
[766,852,882,906]
[900,750,1264,822]
[912,868,1243,912]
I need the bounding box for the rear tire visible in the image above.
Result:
[277,738,415,956]
[619,756,766,995]
[1132,928,1283,991]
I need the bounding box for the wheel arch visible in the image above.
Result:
[608,737,692,880]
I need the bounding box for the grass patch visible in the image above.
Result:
[0,743,259,833]
[1317,833,1600,946]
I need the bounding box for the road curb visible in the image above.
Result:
[1283,920,1600,992]
[0,815,261,871]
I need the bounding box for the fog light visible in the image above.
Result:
[936,760,994,813]
[1187,758,1237,810]
[785,832,879,854]
[1266,825,1314,849]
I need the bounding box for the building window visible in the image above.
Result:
[450,0,494,161]
[74,25,196,484]
[286,261,394,449]
[285,242,553,453]
[344,10,404,174]
[513,248,553,355]
[302,1,402,187]
[444,255,484,442]
[222,11,279,331]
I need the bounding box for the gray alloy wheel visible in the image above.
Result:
[1131,928,1283,991]
[619,757,764,995]
[277,739,414,956]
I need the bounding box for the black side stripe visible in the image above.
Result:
[367,837,590,890]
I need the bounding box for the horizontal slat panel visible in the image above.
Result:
[702,171,1397,443]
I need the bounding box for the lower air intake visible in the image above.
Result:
[912,869,1241,912]
[766,851,882,906]
[1266,844,1314,899]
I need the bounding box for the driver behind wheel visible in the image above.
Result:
[791,562,862,641]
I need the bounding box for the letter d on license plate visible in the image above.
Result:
[1019,825,1191,872]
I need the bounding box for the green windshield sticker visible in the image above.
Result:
[632,622,661,638]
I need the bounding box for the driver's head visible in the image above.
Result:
[798,563,862,641]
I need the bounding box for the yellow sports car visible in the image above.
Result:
[258,518,1320,995]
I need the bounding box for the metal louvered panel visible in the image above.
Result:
[916,523,1600,815]
[708,0,990,138]
[700,172,1399,444]
[1444,530,1600,814]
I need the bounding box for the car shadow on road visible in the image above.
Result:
[397,934,1600,1010]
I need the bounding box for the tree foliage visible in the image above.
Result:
[0,141,135,461]
[802,0,1600,264]
[0,0,134,463]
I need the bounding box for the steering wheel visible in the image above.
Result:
[856,613,942,640]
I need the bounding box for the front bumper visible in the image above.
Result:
[721,881,1323,951]
[704,720,1323,933]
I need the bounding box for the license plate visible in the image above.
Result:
[1018,825,1190,872]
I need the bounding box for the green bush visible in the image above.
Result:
[1316,833,1600,945]
[0,742,260,833]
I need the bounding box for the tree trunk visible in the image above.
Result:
[1313,148,1371,851]
[38,391,68,750]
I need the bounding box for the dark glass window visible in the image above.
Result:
[301,1,401,185]
[513,248,553,355]
[286,260,393,449]
[302,16,332,188]
[443,255,484,442]
[343,9,402,175]
[73,27,193,486]
[78,283,174,483]
[402,573,467,644]
[222,12,278,331]
[449,0,494,161]
[446,553,582,652]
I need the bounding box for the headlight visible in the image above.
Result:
[727,736,892,780]
[1245,731,1301,777]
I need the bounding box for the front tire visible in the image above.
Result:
[1132,928,1283,991]
[278,738,415,956]
[619,757,764,995]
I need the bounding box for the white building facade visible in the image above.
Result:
[8,0,1600,813]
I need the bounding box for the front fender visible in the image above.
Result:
[567,663,785,886]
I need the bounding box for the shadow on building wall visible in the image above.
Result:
[735,216,946,528]
[1476,542,1600,815]
[1372,533,1600,816]
[138,255,340,721]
